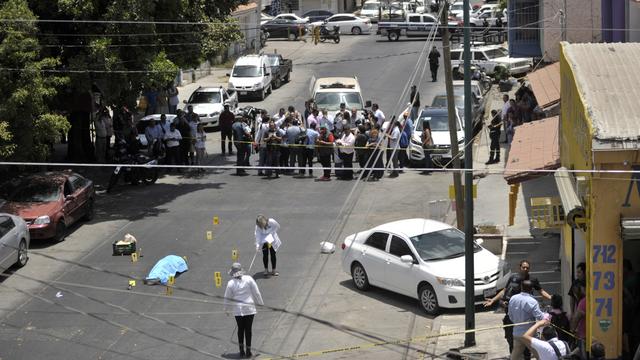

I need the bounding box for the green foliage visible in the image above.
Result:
[202,18,245,58]
[0,0,69,161]
[499,0,507,11]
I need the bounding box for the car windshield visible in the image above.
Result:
[9,181,61,202]
[431,95,463,108]
[188,91,221,104]
[266,56,279,66]
[415,112,460,131]
[362,3,379,10]
[451,3,463,10]
[232,65,261,77]
[484,48,509,58]
[314,92,363,111]
[410,228,480,261]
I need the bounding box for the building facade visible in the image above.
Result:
[508,0,601,61]
[559,42,640,359]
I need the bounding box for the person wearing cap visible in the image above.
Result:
[224,262,264,358]
[335,123,355,180]
[255,215,282,276]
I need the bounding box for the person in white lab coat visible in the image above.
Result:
[224,262,264,358]
[255,214,282,276]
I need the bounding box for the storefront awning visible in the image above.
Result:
[527,62,560,109]
[554,167,586,228]
[504,116,560,184]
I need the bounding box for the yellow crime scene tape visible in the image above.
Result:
[262,321,537,360]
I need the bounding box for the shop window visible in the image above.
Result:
[530,196,565,229]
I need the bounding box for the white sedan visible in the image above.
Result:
[313,14,372,35]
[272,13,309,23]
[341,218,509,315]
[0,213,29,271]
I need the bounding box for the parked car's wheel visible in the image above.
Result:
[288,33,297,41]
[267,84,272,95]
[83,198,95,221]
[284,71,291,82]
[142,169,158,185]
[351,262,370,291]
[259,88,266,101]
[387,31,400,41]
[419,283,439,315]
[351,26,362,35]
[54,221,67,243]
[273,77,281,89]
[15,239,28,268]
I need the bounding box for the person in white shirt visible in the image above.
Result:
[255,215,282,276]
[521,319,569,360]
[386,120,401,177]
[501,94,511,122]
[224,262,264,359]
[273,107,286,127]
[372,103,385,127]
[335,124,355,180]
[254,115,270,176]
[163,122,182,168]
[194,123,206,171]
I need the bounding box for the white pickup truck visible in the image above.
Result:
[450,45,533,76]
[183,86,238,127]
[378,13,458,41]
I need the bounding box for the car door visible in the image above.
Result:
[357,231,390,287]
[62,179,79,225]
[385,235,422,297]
[422,15,436,35]
[70,175,90,220]
[407,14,422,36]
[0,215,16,270]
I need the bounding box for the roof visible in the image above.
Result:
[527,62,560,109]
[313,77,360,93]
[372,218,452,238]
[504,116,560,184]
[563,43,640,146]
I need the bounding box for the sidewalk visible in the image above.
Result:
[428,85,528,360]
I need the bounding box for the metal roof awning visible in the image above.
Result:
[527,62,560,109]
[554,167,586,229]
[621,218,640,241]
[504,116,560,184]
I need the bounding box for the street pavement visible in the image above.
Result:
[0,32,472,360]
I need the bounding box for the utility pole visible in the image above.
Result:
[462,0,475,347]
[440,1,464,230]
[441,1,464,229]
[561,0,567,41]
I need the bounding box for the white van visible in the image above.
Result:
[310,76,367,122]
[227,55,273,101]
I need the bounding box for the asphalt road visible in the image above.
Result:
[0,32,461,360]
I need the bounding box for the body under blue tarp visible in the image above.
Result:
[146,255,188,285]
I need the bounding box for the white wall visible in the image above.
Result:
[629,0,640,42]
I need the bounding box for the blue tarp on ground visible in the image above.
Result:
[146,255,188,285]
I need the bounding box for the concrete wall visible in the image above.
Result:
[628,0,640,42]
[542,0,602,61]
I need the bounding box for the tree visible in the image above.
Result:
[0,0,69,161]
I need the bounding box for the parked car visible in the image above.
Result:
[272,13,309,24]
[312,13,372,35]
[468,8,505,28]
[406,107,464,167]
[265,53,292,89]
[227,55,272,101]
[302,9,334,23]
[136,114,177,147]
[261,18,308,40]
[378,13,442,41]
[359,0,403,23]
[310,76,368,122]
[450,45,533,76]
[391,0,427,14]
[0,172,95,242]
[183,86,238,128]
[0,213,29,271]
[341,218,508,315]
[449,1,472,20]
[430,85,485,131]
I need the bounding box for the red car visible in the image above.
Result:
[0,171,95,242]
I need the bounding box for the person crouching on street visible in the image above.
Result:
[255,215,282,276]
[224,262,264,358]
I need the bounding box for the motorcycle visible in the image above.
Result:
[319,25,340,44]
[472,66,492,92]
[235,105,266,137]
[107,139,159,193]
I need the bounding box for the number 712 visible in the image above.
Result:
[593,245,616,264]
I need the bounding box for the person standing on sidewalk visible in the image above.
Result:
[520,319,569,360]
[94,108,109,163]
[409,85,420,121]
[167,83,179,114]
[486,109,502,165]
[219,105,235,156]
[508,280,546,360]
[255,215,282,276]
[428,46,440,82]
[224,262,264,358]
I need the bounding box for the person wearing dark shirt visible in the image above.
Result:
[428,46,441,82]
[483,260,551,358]
[486,110,502,165]
[409,85,421,121]
[219,104,235,156]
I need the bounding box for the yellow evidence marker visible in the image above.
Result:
[166,275,175,296]
[213,216,219,225]
[127,280,136,290]
[131,252,138,262]
[214,272,222,288]
[206,231,213,241]
[231,248,239,261]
